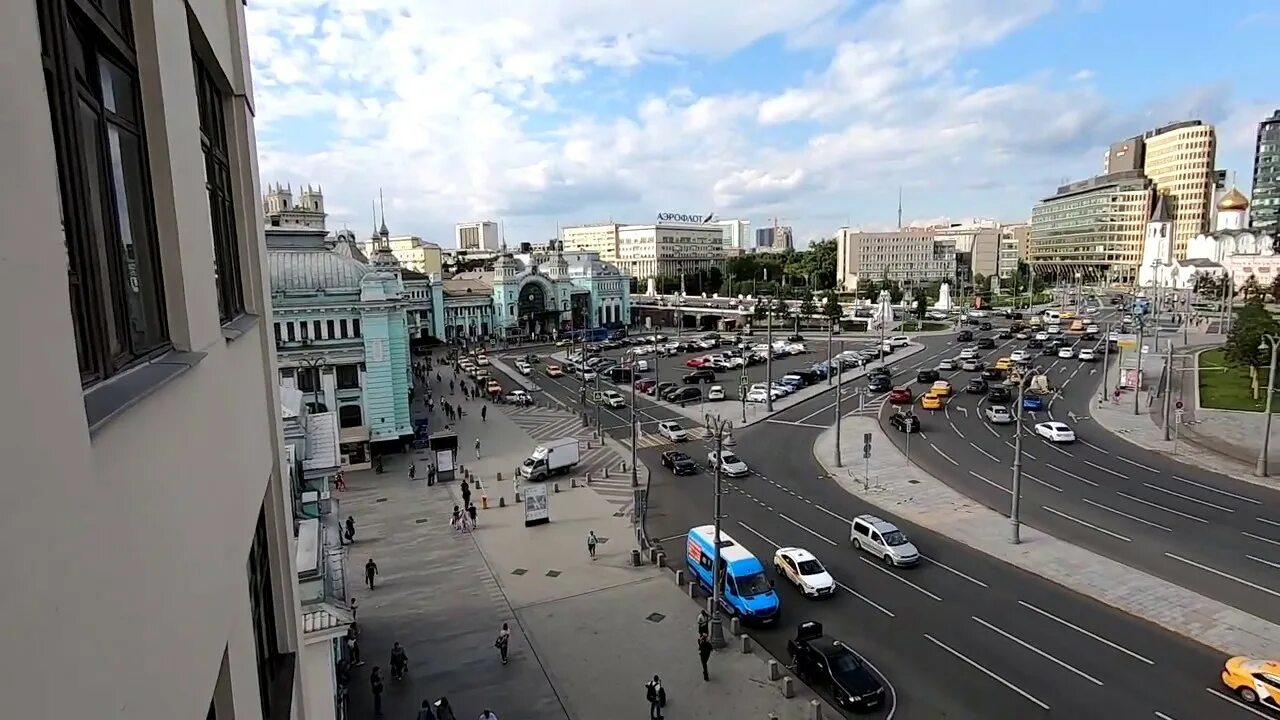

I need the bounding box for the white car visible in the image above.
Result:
[476,355,490,366]
[1078,348,1097,362]
[938,358,957,371]
[1057,347,1075,359]
[598,390,626,408]
[985,405,1013,424]
[850,514,920,566]
[515,361,532,375]
[1034,421,1076,443]
[580,368,597,381]
[958,348,977,360]
[1010,349,1029,362]
[707,450,749,477]
[745,388,772,403]
[1034,332,1050,341]
[707,385,725,401]
[968,309,988,318]
[1086,324,1100,334]
[773,547,836,598]
[658,421,689,442]
[888,336,910,348]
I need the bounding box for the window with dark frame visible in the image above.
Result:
[296,367,319,393]
[326,319,335,339]
[39,0,170,387]
[247,508,283,719]
[312,320,322,339]
[338,404,363,428]
[352,318,361,337]
[335,364,360,390]
[194,51,244,323]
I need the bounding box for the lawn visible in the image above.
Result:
[899,321,950,332]
[1197,348,1280,413]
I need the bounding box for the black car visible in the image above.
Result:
[1041,344,1058,356]
[1027,338,1044,348]
[867,375,893,393]
[661,450,698,475]
[787,622,885,712]
[1010,312,1024,320]
[668,386,702,404]
[987,386,1012,402]
[997,329,1013,339]
[683,369,716,384]
[787,334,805,342]
[976,337,996,349]
[957,330,974,341]
[979,322,993,331]
[654,381,678,399]
[916,368,940,383]
[980,367,1003,381]
[967,378,988,394]
[889,411,920,433]
[868,366,892,379]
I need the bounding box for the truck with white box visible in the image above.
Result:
[517,437,580,481]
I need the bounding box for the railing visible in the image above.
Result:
[634,464,654,552]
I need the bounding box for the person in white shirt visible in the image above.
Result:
[477,711,499,720]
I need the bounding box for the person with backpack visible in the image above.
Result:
[369,667,385,717]
[644,675,666,719]
[390,642,408,680]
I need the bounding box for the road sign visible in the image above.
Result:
[1175,409,1185,423]
[1175,400,1183,410]
[863,432,872,459]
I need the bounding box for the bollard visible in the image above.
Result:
[553,482,560,493]
[498,496,506,508]
[585,472,592,485]
[630,549,642,567]
[603,465,610,479]
[514,491,522,502]
[730,618,741,636]
[655,552,665,567]
[571,477,577,488]
[688,582,697,598]
[675,569,684,585]
[481,495,489,510]
[497,472,503,483]
[705,597,715,613]
[781,676,795,699]
[807,699,822,720]
[650,547,660,563]
[620,460,627,472]
[740,634,751,653]
[768,660,781,681]
[768,715,778,720]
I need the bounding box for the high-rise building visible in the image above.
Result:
[1103,136,1145,174]
[715,219,751,250]
[456,221,500,251]
[1140,121,1217,257]
[934,220,1001,282]
[835,228,956,290]
[1251,110,1280,230]
[562,223,622,261]
[6,1,324,718]
[997,223,1031,278]
[1029,170,1153,284]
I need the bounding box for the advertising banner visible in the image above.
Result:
[523,482,550,526]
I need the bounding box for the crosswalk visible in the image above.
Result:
[502,405,641,513]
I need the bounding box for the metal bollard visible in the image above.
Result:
[768,660,781,681]
[620,460,627,472]
[781,677,795,699]
[481,495,489,509]
[649,547,660,563]
[807,699,822,720]
[687,582,697,598]
[603,466,610,478]
[585,472,592,485]
[553,482,560,493]
[730,618,741,636]
[675,569,684,585]
[498,496,506,508]
[514,491,522,502]
[571,477,577,488]
[630,549,642,567]
[497,472,503,482]
[655,552,665,567]
[740,634,751,653]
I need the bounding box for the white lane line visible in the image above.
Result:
[1083,498,1173,532]
[1154,712,1176,720]
[766,419,829,429]
[1142,483,1235,513]
[972,616,1103,686]
[1243,531,1280,548]
[923,634,1050,711]
[736,521,778,548]
[971,442,1001,463]
[1247,554,1280,570]
[1016,600,1155,665]
[932,443,959,466]
[1205,687,1277,718]
[1084,460,1128,479]
[1023,472,1063,493]
[919,430,928,440]
[1042,441,1074,457]
[1260,516,1280,528]
[1046,463,1100,487]
[1165,553,1280,599]
[1079,439,1110,454]
[1117,455,1159,473]
[834,580,895,617]
[949,421,965,438]
[778,513,838,546]
[859,558,943,601]
[970,470,1010,494]
[984,422,1000,438]
[1170,475,1260,505]
[1116,491,1208,524]
[813,504,853,525]
[1041,505,1132,542]
[923,554,989,588]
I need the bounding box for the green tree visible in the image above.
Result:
[1226,303,1280,369]
[1242,274,1265,305]
[972,273,988,295]
[914,293,930,320]
[797,294,818,324]
[861,280,881,302]
[822,291,843,324]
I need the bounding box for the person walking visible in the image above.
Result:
[698,632,713,681]
[467,503,478,529]
[434,697,457,720]
[390,642,408,680]
[451,505,462,532]
[347,628,364,666]
[587,530,598,560]
[477,710,499,720]
[415,699,436,720]
[475,437,482,460]
[409,462,417,482]
[461,480,472,508]
[365,558,379,590]
[345,516,356,544]
[334,470,347,492]
[495,622,511,664]
[450,379,455,395]
[696,609,709,637]
[481,404,487,422]
[644,675,666,720]
[369,666,385,717]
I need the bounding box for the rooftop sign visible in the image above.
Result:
[658,212,715,224]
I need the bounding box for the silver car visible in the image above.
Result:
[985,405,1014,424]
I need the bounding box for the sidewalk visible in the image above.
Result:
[812,416,1280,660]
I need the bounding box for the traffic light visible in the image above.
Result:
[863,432,872,459]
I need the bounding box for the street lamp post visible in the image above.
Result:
[1011,371,1027,544]
[1256,334,1279,477]
[765,300,775,413]
[1074,272,1082,314]
[834,341,844,468]
[704,413,734,649]
[1134,314,1146,416]
[299,357,328,411]
[826,323,834,386]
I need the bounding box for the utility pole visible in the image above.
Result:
[594,371,602,436]
[738,359,748,424]
[765,299,774,413]
[578,314,588,425]
[1134,315,1146,416]
[1257,334,1279,477]
[1100,321,1111,401]
[1161,340,1175,441]
[834,341,844,468]
[1011,373,1027,544]
[826,323,834,386]
[630,353,639,490]
[704,413,734,649]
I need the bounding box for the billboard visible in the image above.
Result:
[523,482,550,526]
[657,212,715,224]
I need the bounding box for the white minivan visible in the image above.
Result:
[850,514,920,566]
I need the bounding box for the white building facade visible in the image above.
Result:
[715,219,751,250]
[455,221,500,251]
[616,222,727,279]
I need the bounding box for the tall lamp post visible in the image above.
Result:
[299,357,328,411]
[1010,367,1030,544]
[764,299,775,413]
[1256,334,1279,477]
[704,413,734,649]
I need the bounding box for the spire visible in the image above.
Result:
[897,186,903,231]
[1150,193,1171,224]
[378,189,389,237]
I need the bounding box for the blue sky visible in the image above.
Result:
[246,0,1278,247]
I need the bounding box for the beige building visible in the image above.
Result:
[616,222,726,279]
[934,220,1001,281]
[364,234,443,276]
[997,223,1031,278]
[1029,170,1153,284]
[455,220,500,251]
[835,228,957,290]
[1141,121,1217,258]
[0,1,349,719]
[562,222,622,261]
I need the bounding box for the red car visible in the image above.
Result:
[685,357,707,368]
[888,387,914,405]
[634,378,657,394]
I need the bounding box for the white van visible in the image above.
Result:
[1043,309,1062,323]
[850,514,920,567]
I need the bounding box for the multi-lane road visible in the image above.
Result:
[491,337,1266,719]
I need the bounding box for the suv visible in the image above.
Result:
[889,411,920,433]
[976,337,996,349]
[956,330,974,342]
[787,622,886,713]
[683,368,716,384]
[850,514,920,566]
[916,368,940,383]
[657,421,689,442]
[669,386,702,404]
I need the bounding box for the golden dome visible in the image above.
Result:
[1218,187,1249,211]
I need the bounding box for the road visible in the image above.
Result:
[873,313,1280,625]
[489,344,1259,720]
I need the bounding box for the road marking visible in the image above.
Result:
[1248,554,1280,570]
[736,521,778,548]
[1083,498,1173,532]
[859,558,943,601]
[1116,491,1208,523]
[1260,516,1280,528]
[971,442,1001,463]
[766,419,829,429]
[1170,475,1260,505]
[1040,439,1073,457]
[813,504,853,524]
[834,580,895,617]
[931,443,959,466]
[1079,439,1110,453]
[1084,460,1127,479]
[949,421,965,438]
[1205,687,1277,718]
[1154,711,1177,720]
[923,634,1050,711]
[984,422,1000,438]
[972,616,1103,686]
[1046,463,1100,486]
[922,554,988,588]
[1041,505,1132,542]
[652,533,689,544]
[778,513,838,546]
[1023,472,1063,493]
[1142,483,1235,513]
[1243,531,1280,548]
[1165,553,1280,599]
[1016,600,1155,665]
[970,470,1010,494]
[1117,455,1160,473]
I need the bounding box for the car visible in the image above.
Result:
[850,514,920,566]
[1034,421,1075,443]
[888,335,910,348]
[938,358,957,371]
[1009,349,1029,363]
[1221,656,1280,706]
[515,361,532,375]
[787,622,886,711]
[661,450,698,475]
[920,393,943,410]
[1078,348,1097,362]
[707,385,725,401]
[1041,344,1059,357]
[985,405,1013,424]
[979,322,993,331]
[1057,346,1075,359]
[868,366,892,379]
[668,386,702,404]
[969,309,988,318]
[1022,394,1045,411]
[707,450,750,477]
[958,348,977,360]
[987,386,1012,403]
[957,330,974,342]
[1034,332,1050,341]
[657,421,689,442]
[867,376,893,393]
[976,337,996,349]
[997,329,1014,340]
[505,389,533,406]
[595,390,626,408]
[887,387,914,405]
[930,380,952,397]
[476,354,490,366]
[654,381,677,398]
[580,368,598,381]
[1015,331,1031,340]
[916,368,940,383]
[980,367,1003,381]
[961,359,982,372]
[1027,338,1044,349]
[635,378,657,394]
[545,364,564,378]
[966,378,988,394]
[889,411,920,433]
[683,369,716,384]
[685,356,708,368]
[773,548,836,598]
[745,388,772,403]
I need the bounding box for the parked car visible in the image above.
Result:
[654,381,678,399]
[683,369,716,384]
[668,386,702,404]
[707,385,725,401]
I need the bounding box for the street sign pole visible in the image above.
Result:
[834,341,844,467]
[862,432,872,490]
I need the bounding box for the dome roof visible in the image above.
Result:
[1218,187,1249,211]
[269,248,369,291]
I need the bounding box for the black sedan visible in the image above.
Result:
[976,337,996,349]
[661,451,698,475]
[867,375,893,393]
[967,378,989,394]
[889,412,921,433]
[916,368,940,383]
[987,386,1012,403]
[980,367,1004,381]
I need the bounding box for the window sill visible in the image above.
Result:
[222,313,260,342]
[84,350,208,435]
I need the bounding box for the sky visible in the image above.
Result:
[246,0,1280,249]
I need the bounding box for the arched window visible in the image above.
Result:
[338,404,363,428]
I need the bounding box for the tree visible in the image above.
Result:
[972,273,988,295]
[914,293,930,320]
[822,291,843,324]
[1242,274,1265,305]
[797,295,818,328]
[861,280,881,302]
[1226,303,1279,369]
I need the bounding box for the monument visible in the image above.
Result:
[871,290,895,329]
[933,282,954,310]
[646,277,658,297]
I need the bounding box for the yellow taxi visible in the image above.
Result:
[1221,656,1280,706]
[921,393,943,410]
[1060,310,1076,320]
[546,364,564,378]
[930,380,953,397]
[1069,320,1084,332]
[995,357,1012,371]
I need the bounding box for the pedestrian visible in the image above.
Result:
[475,437,482,460]
[495,622,510,664]
[416,700,436,720]
[409,462,417,482]
[345,516,356,544]
[428,464,437,486]
[698,632,713,681]
[348,628,364,666]
[587,530,598,560]
[481,405,487,422]
[334,470,347,492]
[467,503,478,528]
[450,380,455,394]
[370,667,385,716]
[696,609,709,637]
[390,642,408,680]
[365,558,378,590]
[436,372,442,385]
[461,480,472,507]
[451,505,462,532]
[644,675,666,720]
[435,697,457,720]
[478,710,499,720]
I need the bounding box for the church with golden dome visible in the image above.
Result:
[1139,187,1279,291]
